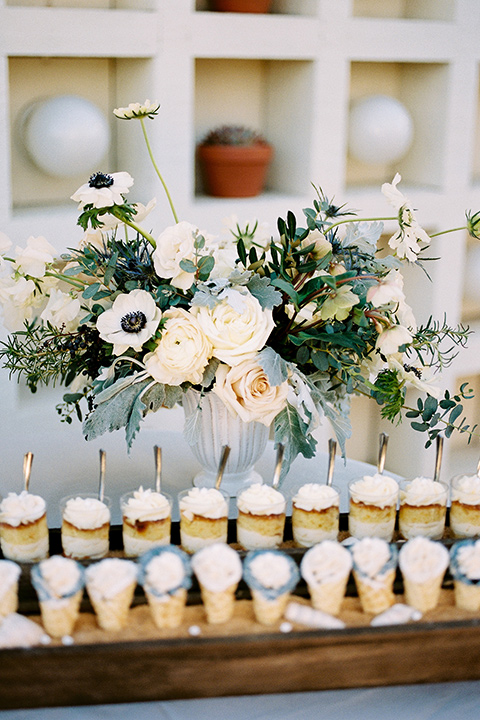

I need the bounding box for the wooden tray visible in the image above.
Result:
[2,518,480,710]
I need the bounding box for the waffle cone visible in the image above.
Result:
[308,576,349,616]
[200,582,237,624]
[402,573,443,613]
[0,583,18,618]
[39,589,83,638]
[146,588,187,629]
[88,581,136,632]
[453,580,480,612]
[251,589,290,626]
[353,568,396,615]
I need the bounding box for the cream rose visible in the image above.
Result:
[193,290,274,366]
[144,307,212,386]
[153,221,201,291]
[213,359,288,426]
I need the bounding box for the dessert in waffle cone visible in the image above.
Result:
[139,545,192,629]
[0,560,21,618]
[31,556,84,638]
[243,549,299,626]
[449,539,480,611]
[0,491,49,563]
[85,558,138,631]
[350,537,398,615]
[399,536,449,613]
[191,543,242,624]
[300,541,352,616]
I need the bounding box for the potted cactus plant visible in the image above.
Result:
[197,125,274,198]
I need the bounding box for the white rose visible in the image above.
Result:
[193,290,274,366]
[213,359,288,426]
[40,289,82,331]
[14,235,56,278]
[153,221,200,290]
[144,307,212,386]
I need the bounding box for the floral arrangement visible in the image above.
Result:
[0,100,477,481]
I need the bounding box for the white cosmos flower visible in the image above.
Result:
[388,356,440,398]
[113,100,160,120]
[40,289,82,332]
[376,324,413,356]
[96,289,161,355]
[144,307,212,386]
[153,221,207,291]
[382,174,431,262]
[70,172,134,210]
[14,236,56,278]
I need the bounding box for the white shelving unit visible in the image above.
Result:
[1,0,480,510]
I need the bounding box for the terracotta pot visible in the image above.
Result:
[212,0,272,12]
[197,143,273,198]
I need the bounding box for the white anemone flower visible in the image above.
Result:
[388,356,440,398]
[382,174,431,261]
[96,288,161,355]
[70,171,134,210]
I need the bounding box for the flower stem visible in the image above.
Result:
[110,210,157,248]
[327,216,397,232]
[140,118,179,224]
[429,226,466,238]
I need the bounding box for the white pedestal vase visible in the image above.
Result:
[182,389,269,496]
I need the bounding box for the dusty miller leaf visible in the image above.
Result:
[257,347,288,385]
[246,274,282,310]
[273,403,317,484]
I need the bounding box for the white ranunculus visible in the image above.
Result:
[213,359,289,426]
[144,307,212,386]
[14,236,56,278]
[40,289,82,331]
[367,269,405,307]
[153,221,201,290]
[376,324,413,356]
[193,290,274,366]
[71,171,134,210]
[96,288,161,355]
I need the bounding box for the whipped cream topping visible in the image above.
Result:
[144,552,186,595]
[0,560,21,594]
[34,556,82,599]
[122,487,171,522]
[63,496,110,530]
[301,541,352,586]
[454,541,480,581]
[179,487,228,521]
[248,552,291,590]
[351,537,392,578]
[400,477,447,506]
[0,491,46,527]
[237,483,286,516]
[398,536,449,582]
[85,558,138,599]
[191,543,242,592]
[349,473,399,507]
[293,484,339,512]
[451,475,480,505]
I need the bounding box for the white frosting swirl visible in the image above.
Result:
[144,553,185,595]
[456,541,480,580]
[0,491,46,527]
[351,537,391,578]
[451,475,480,505]
[398,536,449,582]
[293,484,339,512]
[400,477,448,507]
[179,487,228,521]
[85,558,137,599]
[63,496,110,530]
[191,543,242,592]
[301,541,352,586]
[122,487,171,522]
[237,483,286,516]
[37,556,81,598]
[249,552,291,589]
[349,473,399,508]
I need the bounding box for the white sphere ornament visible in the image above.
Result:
[348,94,414,165]
[21,95,110,178]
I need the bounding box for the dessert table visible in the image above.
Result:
[1,430,480,718]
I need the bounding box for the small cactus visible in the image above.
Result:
[200,125,268,146]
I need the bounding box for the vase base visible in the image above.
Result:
[192,469,263,497]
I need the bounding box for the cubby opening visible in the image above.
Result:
[347,61,449,191]
[194,57,315,198]
[352,0,455,21]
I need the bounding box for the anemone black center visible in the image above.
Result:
[404,364,422,379]
[120,311,147,334]
[88,172,114,189]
